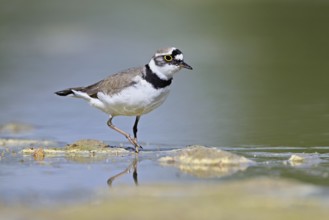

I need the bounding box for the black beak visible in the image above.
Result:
[180,61,193,70]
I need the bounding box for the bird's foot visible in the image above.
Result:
[132,141,143,153]
[134,144,143,153]
[126,136,142,153]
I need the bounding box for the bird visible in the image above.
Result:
[55,47,192,152]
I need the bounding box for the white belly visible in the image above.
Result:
[88,80,170,116]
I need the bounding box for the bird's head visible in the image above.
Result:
[148,47,193,80]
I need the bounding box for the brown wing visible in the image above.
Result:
[80,67,143,98]
[55,67,144,98]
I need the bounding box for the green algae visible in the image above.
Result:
[21,139,130,158]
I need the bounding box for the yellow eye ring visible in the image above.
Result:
[164,55,173,62]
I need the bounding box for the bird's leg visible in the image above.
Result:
[132,116,143,151]
[107,116,141,152]
[133,116,140,143]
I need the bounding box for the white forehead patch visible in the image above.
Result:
[154,47,176,57]
[174,54,183,60]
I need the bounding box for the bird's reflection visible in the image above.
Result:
[107,156,139,187]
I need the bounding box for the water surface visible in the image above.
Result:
[0,0,328,208]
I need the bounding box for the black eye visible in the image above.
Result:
[164,55,173,62]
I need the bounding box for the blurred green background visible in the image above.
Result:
[0,0,328,147]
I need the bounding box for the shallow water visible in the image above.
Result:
[0,0,329,213]
[0,142,328,206]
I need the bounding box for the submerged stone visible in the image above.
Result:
[289,154,305,162]
[287,153,321,167]
[65,139,110,151]
[159,145,254,178]
[0,122,34,134]
[0,138,57,147]
[33,148,45,161]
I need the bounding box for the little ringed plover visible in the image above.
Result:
[55,47,193,152]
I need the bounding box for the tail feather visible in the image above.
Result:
[55,89,73,96]
[55,87,84,96]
